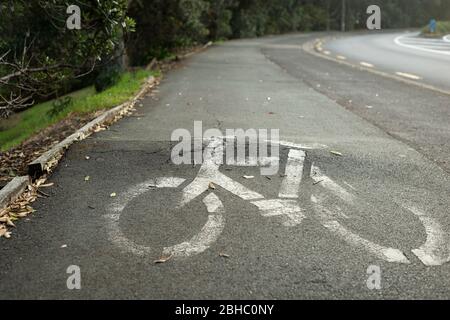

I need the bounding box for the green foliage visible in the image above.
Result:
[94,64,122,93]
[0,70,153,151]
[0,0,134,116]
[47,97,73,118]
[127,0,450,66]
[422,21,450,36]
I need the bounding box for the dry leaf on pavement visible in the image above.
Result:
[330,151,343,157]
[154,254,173,264]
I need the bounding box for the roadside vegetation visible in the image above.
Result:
[0,70,154,151]
[421,21,450,37]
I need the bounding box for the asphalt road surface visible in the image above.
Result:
[1,31,450,299]
[324,31,450,91]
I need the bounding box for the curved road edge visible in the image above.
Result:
[302,35,450,98]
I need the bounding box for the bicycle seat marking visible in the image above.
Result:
[105,138,450,266]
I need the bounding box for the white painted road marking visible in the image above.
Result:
[407,206,450,266]
[395,72,422,80]
[163,193,225,257]
[311,164,355,203]
[105,138,450,266]
[311,195,410,264]
[360,62,375,68]
[278,149,306,199]
[251,199,305,227]
[105,177,186,257]
[395,34,450,56]
[276,140,328,150]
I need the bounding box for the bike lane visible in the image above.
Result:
[1,34,450,299]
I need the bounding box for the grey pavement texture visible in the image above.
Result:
[0,32,449,299]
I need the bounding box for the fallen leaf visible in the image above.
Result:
[154,254,173,264]
[330,151,343,157]
[208,182,216,190]
[6,218,15,227]
[39,183,54,188]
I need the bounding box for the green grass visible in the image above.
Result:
[0,69,156,151]
[421,21,450,37]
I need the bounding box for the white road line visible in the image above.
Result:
[401,38,450,44]
[213,172,264,200]
[155,177,187,188]
[105,177,186,257]
[310,164,355,203]
[406,206,450,266]
[232,156,279,167]
[311,195,410,264]
[278,149,306,199]
[395,34,450,56]
[360,62,375,68]
[180,139,264,205]
[163,193,225,257]
[251,199,305,227]
[110,178,186,213]
[395,72,422,80]
[277,140,328,150]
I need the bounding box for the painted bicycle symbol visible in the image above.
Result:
[105,137,449,266]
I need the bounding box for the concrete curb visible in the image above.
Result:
[0,176,30,210]
[28,76,156,178]
[302,37,450,98]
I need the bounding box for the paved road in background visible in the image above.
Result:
[324,31,450,91]
[1,32,450,299]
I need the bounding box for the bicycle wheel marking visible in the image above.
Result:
[311,195,410,264]
[103,138,450,267]
[105,177,186,257]
[407,206,450,266]
[278,149,306,199]
[309,165,410,264]
[163,193,225,257]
